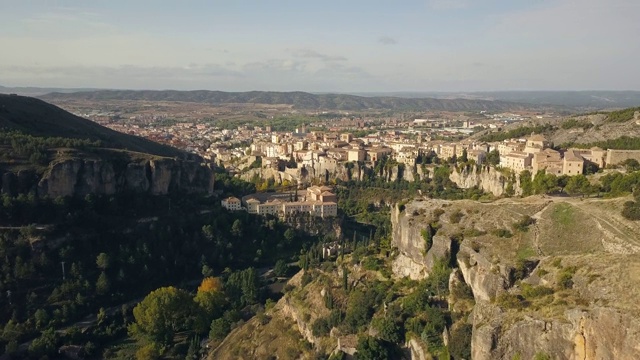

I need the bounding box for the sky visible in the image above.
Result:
[0,0,639,92]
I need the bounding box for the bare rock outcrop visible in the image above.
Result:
[391,202,452,280]
[471,303,640,360]
[450,165,522,197]
[456,244,510,302]
[26,156,214,198]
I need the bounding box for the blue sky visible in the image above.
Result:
[1,0,638,91]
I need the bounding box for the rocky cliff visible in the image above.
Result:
[391,197,640,359]
[1,151,215,197]
[391,200,452,280]
[241,160,427,185]
[450,165,521,197]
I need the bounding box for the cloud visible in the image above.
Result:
[378,36,397,45]
[289,49,347,62]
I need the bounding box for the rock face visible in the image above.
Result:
[1,156,214,197]
[241,160,426,185]
[391,198,640,360]
[456,244,510,302]
[471,303,640,360]
[391,202,452,280]
[450,165,522,197]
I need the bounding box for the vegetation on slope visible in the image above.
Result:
[0,186,324,359]
[0,94,182,157]
[479,124,556,143]
[605,107,640,123]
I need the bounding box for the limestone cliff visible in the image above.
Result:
[391,197,640,359]
[391,200,452,280]
[450,165,522,197]
[240,160,426,185]
[1,151,215,197]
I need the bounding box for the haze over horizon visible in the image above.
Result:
[2,0,639,92]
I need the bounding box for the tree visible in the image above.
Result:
[486,149,500,166]
[34,309,49,330]
[274,259,289,277]
[231,219,243,237]
[373,316,403,343]
[623,158,640,172]
[195,277,226,324]
[520,170,533,196]
[29,328,58,358]
[198,277,223,293]
[96,252,110,270]
[284,228,295,244]
[565,175,590,197]
[209,318,230,340]
[355,336,391,360]
[129,287,199,345]
[96,271,111,296]
[460,149,468,163]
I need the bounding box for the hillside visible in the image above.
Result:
[39,90,536,111]
[473,106,640,147]
[0,94,182,157]
[0,94,215,198]
[209,195,640,359]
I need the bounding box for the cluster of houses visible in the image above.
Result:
[438,134,640,176]
[221,185,338,218]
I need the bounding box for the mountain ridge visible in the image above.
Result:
[38,89,542,112]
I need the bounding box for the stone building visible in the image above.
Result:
[221,196,242,211]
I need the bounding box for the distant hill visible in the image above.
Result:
[0,85,100,96]
[350,91,640,109]
[0,94,182,157]
[39,90,537,112]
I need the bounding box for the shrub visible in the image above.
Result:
[451,278,474,300]
[512,216,535,232]
[421,226,433,252]
[449,210,464,224]
[433,208,445,218]
[301,271,313,287]
[464,228,487,238]
[311,318,331,337]
[495,293,528,309]
[449,323,472,360]
[521,284,554,299]
[492,228,513,238]
[557,266,578,289]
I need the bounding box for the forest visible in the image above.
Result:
[0,186,324,359]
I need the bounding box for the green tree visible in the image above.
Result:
[460,148,468,163]
[520,170,533,196]
[96,271,111,296]
[565,175,590,197]
[284,228,295,243]
[209,318,231,340]
[274,259,289,277]
[355,336,391,360]
[34,308,49,330]
[96,252,111,270]
[231,219,243,237]
[486,149,500,166]
[28,328,58,358]
[129,286,199,345]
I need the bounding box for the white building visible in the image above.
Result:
[221,197,242,211]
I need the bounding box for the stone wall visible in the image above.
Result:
[606,149,640,166]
